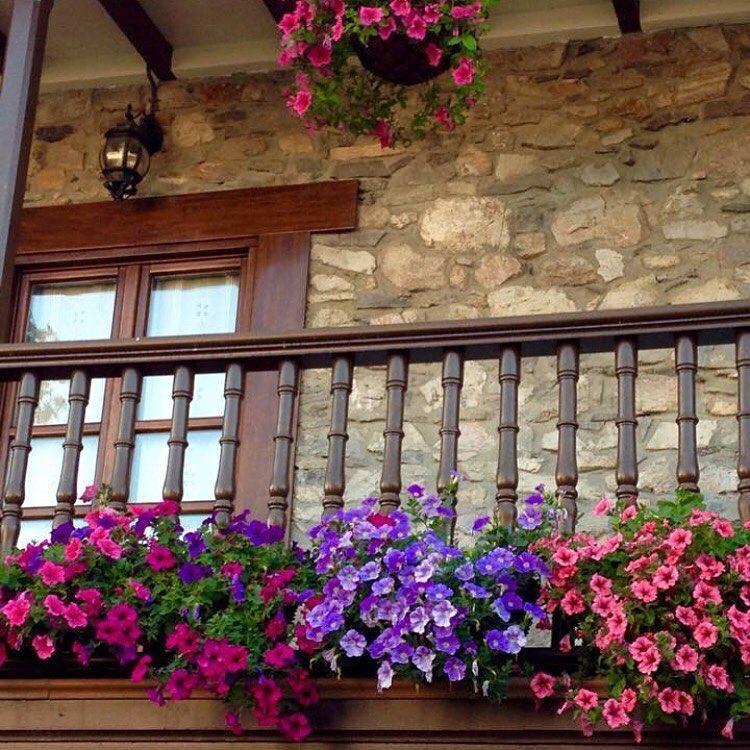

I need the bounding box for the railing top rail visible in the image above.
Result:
[0,299,749,378]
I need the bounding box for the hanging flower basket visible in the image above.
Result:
[352,32,451,85]
[271,0,496,146]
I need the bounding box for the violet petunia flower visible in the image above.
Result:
[443,656,466,682]
[340,629,367,657]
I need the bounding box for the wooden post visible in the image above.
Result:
[322,356,353,519]
[380,352,408,513]
[0,0,54,339]
[495,346,520,527]
[556,342,579,534]
[675,334,699,493]
[268,359,299,529]
[615,338,638,503]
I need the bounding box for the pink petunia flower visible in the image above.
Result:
[704,664,733,691]
[693,619,719,649]
[32,634,55,660]
[359,6,384,25]
[602,698,629,728]
[389,0,411,16]
[2,593,32,627]
[451,57,475,86]
[652,564,678,590]
[673,644,699,672]
[423,42,443,67]
[593,497,612,516]
[307,45,332,68]
[573,688,598,710]
[288,89,312,117]
[131,655,153,683]
[630,578,658,603]
[530,672,555,699]
[560,589,585,615]
[406,13,427,39]
[38,561,66,586]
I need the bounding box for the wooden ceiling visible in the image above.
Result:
[0,0,748,90]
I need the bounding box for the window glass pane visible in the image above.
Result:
[131,429,221,503]
[35,378,106,425]
[17,519,52,548]
[140,274,239,421]
[146,273,239,337]
[138,372,226,421]
[25,281,116,342]
[23,435,99,508]
[180,514,207,534]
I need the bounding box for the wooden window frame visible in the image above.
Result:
[3,181,358,524]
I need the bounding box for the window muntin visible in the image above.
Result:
[130,272,240,504]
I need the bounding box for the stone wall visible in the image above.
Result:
[23,24,750,540]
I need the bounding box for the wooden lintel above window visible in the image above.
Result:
[18,180,359,256]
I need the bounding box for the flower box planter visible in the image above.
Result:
[0,676,746,747]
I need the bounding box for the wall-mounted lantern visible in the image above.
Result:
[100,69,163,200]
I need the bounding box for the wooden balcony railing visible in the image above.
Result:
[2,299,750,553]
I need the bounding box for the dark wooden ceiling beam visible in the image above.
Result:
[96,0,175,80]
[612,0,641,34]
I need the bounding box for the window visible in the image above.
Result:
[5,257,252,543]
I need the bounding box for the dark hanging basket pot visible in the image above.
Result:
[264,0,449,86]
[353,33,450,86]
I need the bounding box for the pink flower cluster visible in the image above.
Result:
[276,0,487,144]
[533,497,750,740]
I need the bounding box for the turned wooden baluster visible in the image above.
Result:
[268,359,299,529]
[323,356,353,519]
[380,353,409,513]
[556,342,579,534]
[496,346,520,527]
[1,372,39,553]
[162,366,194,505]
[737,331,750,521]
[109,368,142,511]
[53,370,91,527]
[675,334,699,493]
[214,363,244,529]
[615,338,638,504]
[437,350,463,537]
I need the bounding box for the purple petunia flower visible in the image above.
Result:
[184,531,207,558]
[50,521,74,544]
[454,562,475,581]
[359,561,381,581]
[338,565,360,592]
[524,491,544,506]
[485,625,526,654]
[230,575,245,603]
[491,597,510,622]
[412,645,435,678]
[407,483,424,498]
[372,576,395,596]
[426,583,453,602]
[413,558,436,583]
[433,627,460,655]
[471,516,491,533]
[383,548,405,573]
[443,656,466,682]
[178,562,212,584]
[377,660,394,690]
[431,600,458,627]
[462,582,490,599]
[340,629,367,657]
[408,606,430,634]
[517,507,543,530]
